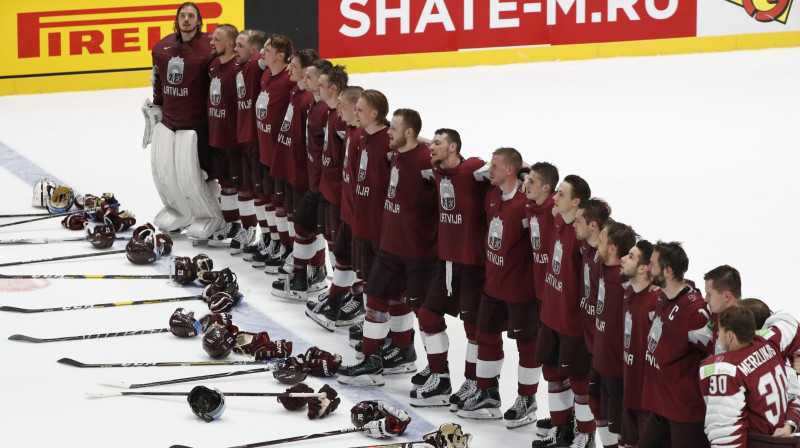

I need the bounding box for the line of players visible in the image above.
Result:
[144,4,800,448]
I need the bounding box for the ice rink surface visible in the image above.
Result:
[1,47,799,448]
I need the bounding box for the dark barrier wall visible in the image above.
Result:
[244,0,318,51]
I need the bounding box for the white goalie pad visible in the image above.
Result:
[174,130,222,239]
[151,123,193,232]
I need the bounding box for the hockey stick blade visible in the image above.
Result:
[58,358,286,368]
[8,334,42,343]
[86,391,124,398]
[8,328,170,343]
[0,296,201,313]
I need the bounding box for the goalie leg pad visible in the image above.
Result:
[151,123,193,232]
[173,130,223,239]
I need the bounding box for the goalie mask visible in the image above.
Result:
[47,185,75,213]
[187,386,226,422]
[32,178,56,207]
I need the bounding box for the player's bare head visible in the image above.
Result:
[718,306,756,349]
[530,162,558,194]
[289,49,319,83]
[575,199,610,241]
[235,29,265,63]
[265,33,294,63]
[489,147,522,187]
[600,221,636,263]
[320,65,348,94]
[174,2,203,39]
[211,24,237,57]
[739,298,771,328]
[622,239,653,279]
[651,241,689,285]
[389,109,421,150]
[554,175,590,217]
[704,265,742,300]
[305,59,332,92]
[356,90,389,128]
[430,128,461,167]
[338,86,363,124]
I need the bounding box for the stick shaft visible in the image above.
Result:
[0,296,200,314]
[102,391,324,397]
[0,273,171,279]
[111,367,273,389]
[9,328,170,343]
[0,236,128,245]
[0,249,126,267]
[58,357,285,368]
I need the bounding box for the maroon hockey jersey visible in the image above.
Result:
[434,157,491,266]
[540,214,583,337]
[207,57,240,150]
[152,33,213,128]
[622,285,660,410]
[320,109,347,204]
[643,286,713,422]
[580,242,601,353]
[271,86,312,189]
[255,67,293,166]
[525,194,556,298]
[235,55,263,144]
[483,186,536,303]
[593,264,629,379]
[379,144,438,260]
[305,100,329,193]
[340,126,362,225]
[352,127,392,242]
[700,336,795,446]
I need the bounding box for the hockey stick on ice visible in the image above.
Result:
[58,358,286,368]
[100,366,286,389]
[170,427,363,448]
[0,295,201,314]
[0,273,171,280]
[0,236,129,245]
[86,390,326,399]
[0,249,126,267]
[0,203,121,227]
[342,443,430,448]
[8,328,170,343]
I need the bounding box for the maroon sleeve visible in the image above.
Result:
[320,110,347,204]
[580,243,600,353]
[592,265,628,378]
[540,216,583,337]
[305,100,330,192]
[622,288,659,410]
[339,126,362,225]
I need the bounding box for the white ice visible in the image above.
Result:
[0,47,799,448]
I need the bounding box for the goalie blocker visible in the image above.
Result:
[149,121,222,239]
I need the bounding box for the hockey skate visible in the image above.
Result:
[271,273,309,301]
[456,386,502,419]
[349,321,364,348]
[410,370,452,407]
[230,226,256,255]
[305,292,343,331]
[337,353,384,386]
[411,365,432,391]
[569,432,595,448]
[207,221,241,247]
[264,243,290,274]
[382,338,417,375]
[449,378,478,412]
[335,294,364,327]
[243,233,269,261]
[531,420,575,448]
[251,239,278,268]
[504,394,538,429]
[305,291,330,313]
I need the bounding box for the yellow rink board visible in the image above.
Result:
[2,31,799,97]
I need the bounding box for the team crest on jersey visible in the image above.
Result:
[624,311,633,348]
[596,277,606,315]
[209,77,222,106]
[387,166,399,198]
[529,215,540,250]
[167,56,185,84]
[236,71,246,98]
[280,103,294,133]
[552,240,563,275]
[488,217,503,251]
[358,150,368,181]
[438,178,456,210]
[255,91,269,120]
[648,316,663,353]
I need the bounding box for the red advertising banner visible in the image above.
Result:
[319,0,696,58]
